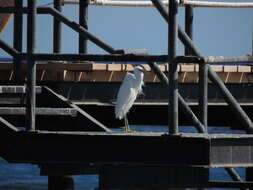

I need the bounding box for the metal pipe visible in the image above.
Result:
[225,168,243,182]
[148,62,205,133]
[13,0,23,82]
[185,5,193,55]
[63,0,253,8]
[199,63,208,132]
[79,0,89,54]
[184,4,208,132]
[26,0,37,131]
[168,0,178,134]
[53,0,62,53]
[208,65,253,133]
[26,53,169,62]
[204,55,253,63]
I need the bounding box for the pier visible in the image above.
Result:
[0,0,253,189]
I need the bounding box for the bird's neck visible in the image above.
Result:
[134,70,143,81]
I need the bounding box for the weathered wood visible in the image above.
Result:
[0,107,77,116]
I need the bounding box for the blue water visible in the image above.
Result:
[0,126,246,190]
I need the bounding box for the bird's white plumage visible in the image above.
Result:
[115,66,144,120]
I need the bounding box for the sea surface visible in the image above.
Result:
[0,126,246,190]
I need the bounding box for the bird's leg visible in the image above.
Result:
[124,116,134,133]
[124,116,129,132]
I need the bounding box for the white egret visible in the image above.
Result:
[115,65,145,132]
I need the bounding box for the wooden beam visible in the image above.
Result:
[0,107,77,116]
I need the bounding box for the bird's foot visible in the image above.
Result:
[123,127,136,133]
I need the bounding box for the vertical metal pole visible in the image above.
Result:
[168,0,178,134]
[79,0,89,54]
[53,0,62,53]
[185,5,193,56]
[199,62,208,132]
[26,0,37,131]
[13,0,23,82]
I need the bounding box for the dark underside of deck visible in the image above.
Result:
[0,120,253,168]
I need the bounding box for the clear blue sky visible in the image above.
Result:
[0,0,252,57]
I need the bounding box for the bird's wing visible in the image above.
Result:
[115,73,137,119]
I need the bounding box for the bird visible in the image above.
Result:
[115,65,145,132]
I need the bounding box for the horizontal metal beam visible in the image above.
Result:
[204,56,253,64]
[0,107,77,116]
[20,53,169,62]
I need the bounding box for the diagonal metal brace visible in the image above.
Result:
[208,65,253,133]
[44,7,124,54]
[148,62,205,133]
[0,39,21,58]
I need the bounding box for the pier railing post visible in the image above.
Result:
[26,0,37,131]
[53,0,62,53]
[168,0,178,134]
[79,0,88,54]
[13,0,23,82]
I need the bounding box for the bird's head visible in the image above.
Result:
[134,65,146,73]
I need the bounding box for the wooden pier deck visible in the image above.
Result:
[0,61,252,83]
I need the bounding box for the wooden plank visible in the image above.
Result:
[180,64,195,72]
[0,107,77,116]
[123,64,134,71]
[91,63,107,71]
[0,86,41,93]
[107,64,122,71]
[210,65,223,72]
[238,65,251,73]
[224,65,238,72]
